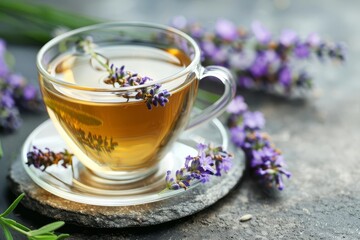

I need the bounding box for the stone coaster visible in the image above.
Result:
[8,153,245,228]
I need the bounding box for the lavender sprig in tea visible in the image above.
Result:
[78,37,170,110]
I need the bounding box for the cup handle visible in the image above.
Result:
[186,66,237,130]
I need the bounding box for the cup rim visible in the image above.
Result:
[36,21,201,92]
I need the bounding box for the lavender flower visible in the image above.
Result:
[0,39,42,131]
[78,38,171,110]
[227,95,248,114]
[164,143,233,191]
[215,19,238,41]
[251,21,271,44]
[135,84,170,110]
[171,17,345,95]
[280,29,298,46]
[26,146,73,171]
[227,96,291,190]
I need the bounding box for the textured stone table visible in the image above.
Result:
[1,0,360,239]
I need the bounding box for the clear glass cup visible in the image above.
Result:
[37,22,236,183]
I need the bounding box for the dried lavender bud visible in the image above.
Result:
[164,143,233,191]
[26,146,73,171]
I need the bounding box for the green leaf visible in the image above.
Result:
[2,219,28,235]
[2,218,31,232]
[27,221,65,237]
[0,193,25,217]
[57,234,70,239]
[28,233,58,240]
[0,222,13,240]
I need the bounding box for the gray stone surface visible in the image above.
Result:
[1,0,360,239]
[8,153,245,228]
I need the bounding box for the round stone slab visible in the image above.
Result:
[8,152,244,228]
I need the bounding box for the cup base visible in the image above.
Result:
[86,163,160,184]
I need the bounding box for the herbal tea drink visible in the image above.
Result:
[40,45,197,177]
[37,22,236,182]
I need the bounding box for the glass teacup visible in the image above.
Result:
[37,22,236,182]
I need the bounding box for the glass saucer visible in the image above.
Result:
[22,118,241,206]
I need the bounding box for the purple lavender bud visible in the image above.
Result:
[201,41,217,57]
[251,21,271,44]
[275,175,284,190]
[278,65,292,87]
[185,155,193,169]
[220,156,232,172]
[152,98,158,106]
[215,19,238,41]
[146,101,152,110]
[149,89,154,95]
[23,85,37,101]
[226,96,248,114]
[243,111,265,130]
[279,168,292,178]
[238,76,254,88]
[280,29,298,46]
[230,126,246,147]
[250,53,268,77]
[0,107,21,131]
[197,143,208,152]
[294,43,310,59]
[1,91,15,108]
[199,174,211,183]
[6,74,25,88]
[307,33,321,47]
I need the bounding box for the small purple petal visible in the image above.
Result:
[23,85,37,100]
[251,21,271,44]
[294,43,310,59]
[227,96,248,114]
[307,33,321,47]
[215,19,238,41]
[278,65,292,87]
[280,29,298,46]
[243,111,265,130]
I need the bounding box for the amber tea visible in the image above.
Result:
[40,45,198,178]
